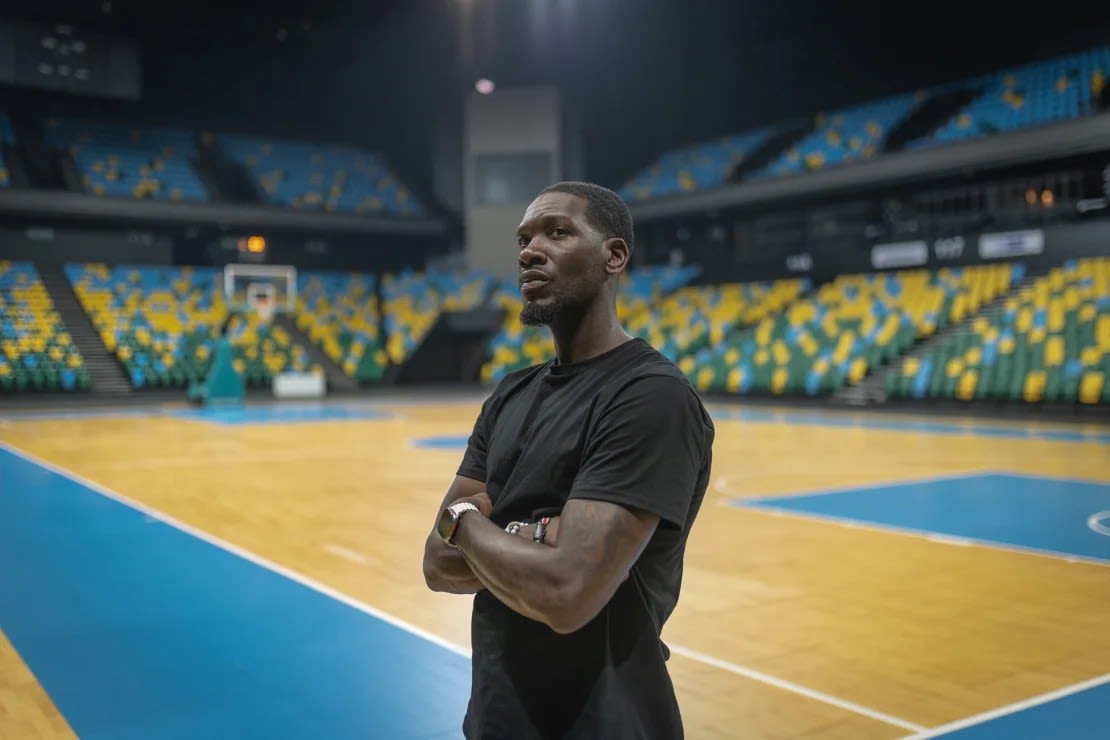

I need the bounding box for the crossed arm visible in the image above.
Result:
[422,476,659,634]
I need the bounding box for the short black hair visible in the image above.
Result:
[540,181,634,254]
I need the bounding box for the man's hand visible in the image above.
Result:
[423,477,489,594]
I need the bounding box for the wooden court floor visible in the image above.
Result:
[1,397,1109,738]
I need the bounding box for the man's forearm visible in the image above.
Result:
[453,512,574,631]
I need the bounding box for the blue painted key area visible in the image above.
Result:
[0,446,469,739]
[737,473,1110,564]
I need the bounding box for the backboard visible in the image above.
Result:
[223,264,297,323]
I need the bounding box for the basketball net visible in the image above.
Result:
[253,294,275,325]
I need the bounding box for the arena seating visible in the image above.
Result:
[619,45,1109,201]
[481,264,704,384]
[683,263,1022,395]
[888,258,1110,404]
[0,261,88,392]
[907,47,1110,150]
[44,118,208,201]
[617,129,774,202]
[217,134,424,217]
[0,113,13,188]
[294,271,387,382]
[626,278,810,363]
[381,267,495,365]
[759,92,923,176]
[66,264,317,388]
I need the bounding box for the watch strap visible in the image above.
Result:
[443,501,479,545]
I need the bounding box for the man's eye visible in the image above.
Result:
[552,227,568,237]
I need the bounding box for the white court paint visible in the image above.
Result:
[666,643,927,733]
[322,543,370,565]
[899,671,1110,739]
[1088,511,1110,537]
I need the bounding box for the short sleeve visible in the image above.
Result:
[457,394,494,483]
[569,374,712,531]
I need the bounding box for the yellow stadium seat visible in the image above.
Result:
[771,368,788,394]
[1078,372,1104,404]
[695,366,713,391]
[726,367,743,393]
[1023,371,1046,402]
[956,370,978,400]
[848,357,867,383]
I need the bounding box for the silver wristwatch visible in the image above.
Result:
[437,501,480,546]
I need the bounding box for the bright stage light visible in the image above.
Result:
[475,78,495,94]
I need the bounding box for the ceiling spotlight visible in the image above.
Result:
[475,78,495,95]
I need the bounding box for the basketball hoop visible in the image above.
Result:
[223,264,296,324]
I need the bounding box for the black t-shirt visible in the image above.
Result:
[456,337,715,740]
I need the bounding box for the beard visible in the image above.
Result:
[520,290,590,327]
[520,299,560,327]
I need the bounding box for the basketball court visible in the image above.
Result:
[1,392,1107,739]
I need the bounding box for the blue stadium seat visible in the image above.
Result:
[217,134,425,217]
[907,46,1110,150]
[619,44,1110,202]
[44,118,209,201]
[758,92,922,177]
[618,129,774,202]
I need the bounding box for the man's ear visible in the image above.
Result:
[603,237,630,275]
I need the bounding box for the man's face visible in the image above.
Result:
[516,192,608,327]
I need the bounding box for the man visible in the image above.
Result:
[422,181,715,739]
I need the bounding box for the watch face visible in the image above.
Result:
[437,506,457,541]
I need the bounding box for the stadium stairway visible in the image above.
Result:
[1,141,31,188]
[35,262,133,395]
[836,271,1036,404]
[271,313,359,393]
[883,87,984,153]
[9,112,68,190]
[194,131,264,204]
[730,120,813,180]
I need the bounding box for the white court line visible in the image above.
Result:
[716,474,1110,568]
[898,671,1110,739]
[666,644,926,733]
[0,440,926,733]
[1088,511,1110,537]
[728,503,1110,568]
[322,544,370,565]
